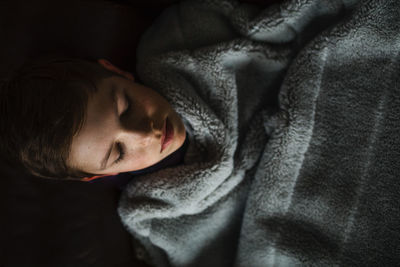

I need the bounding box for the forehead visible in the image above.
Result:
[67,77,117,169]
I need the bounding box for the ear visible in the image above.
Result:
[97,58,134,81]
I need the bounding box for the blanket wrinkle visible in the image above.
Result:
[117,0,400,266]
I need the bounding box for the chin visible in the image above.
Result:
[169,109,186,146]
[169,125,185,154]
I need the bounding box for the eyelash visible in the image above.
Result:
[115,142,125,164]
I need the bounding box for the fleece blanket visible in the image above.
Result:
[117,0,400,266]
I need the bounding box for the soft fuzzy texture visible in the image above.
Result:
[117,0,400,266]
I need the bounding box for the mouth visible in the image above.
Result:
[160,117,174,153]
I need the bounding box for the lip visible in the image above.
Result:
[160,117,174,153]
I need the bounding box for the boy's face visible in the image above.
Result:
[67,59,186,179]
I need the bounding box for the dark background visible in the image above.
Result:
[0,0,276,266]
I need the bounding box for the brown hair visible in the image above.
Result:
[0,54,124,180]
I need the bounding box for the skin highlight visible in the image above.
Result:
[68,59,186,181]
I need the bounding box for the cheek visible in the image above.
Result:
[122,149,160,172]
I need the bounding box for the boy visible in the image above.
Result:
[3,0,400,266]
[0,55,188,183]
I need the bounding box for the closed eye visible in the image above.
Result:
[115,93,131,164]
[121,92,131,117]
[115,142,125,164]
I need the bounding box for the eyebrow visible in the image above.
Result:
[99,85,118,171]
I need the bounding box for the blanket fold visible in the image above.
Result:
[118,0,400,266]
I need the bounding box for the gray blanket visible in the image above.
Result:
[117,0,400,266]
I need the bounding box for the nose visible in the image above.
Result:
[121,117,164,147]
[150,119,164,137]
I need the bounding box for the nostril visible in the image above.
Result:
[151,119,163,137]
